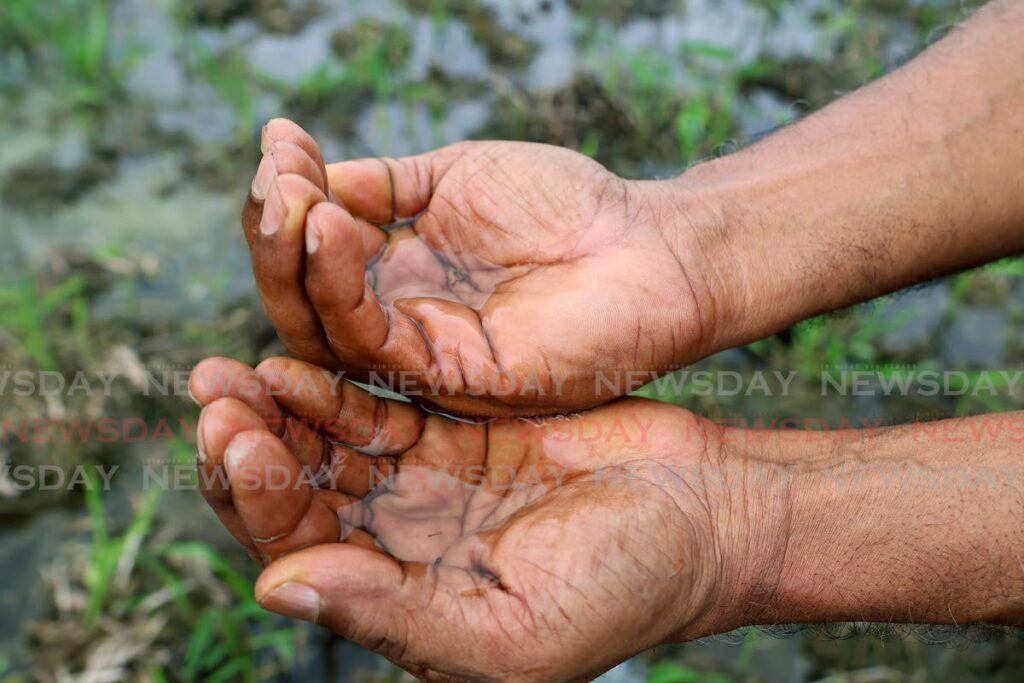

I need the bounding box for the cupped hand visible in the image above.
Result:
[189,356,755,682]
[242,119,720,416]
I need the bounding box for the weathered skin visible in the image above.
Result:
[243,0,1024,419]
[242,122,717,417]
[191,357,1024,681]
[210,1,1024,678]
[189,356,777,682]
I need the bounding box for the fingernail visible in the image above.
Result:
[260,582,321,622]
[306,213,322,254]
[251,149,277,202]
[187,385,200,406]
[195,411,208,463]
[260,181,284,236]
[260,123,271,154]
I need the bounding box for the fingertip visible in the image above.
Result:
[199,397,269,468]
[255,544,401,603]
[190,357,246,406]
[263,117,307,148]
[270,174,327,237]
[326,159,393,223]
[305,203,364,283]
[196,410,208,464]
[253,356,287,374]
[225,428,314,548]
[224,428,266,476]
[260,122,271,154]
[259,178,284,236]
[251,147,278,203]
[307,200,359,228]
[328,148,455,223]
[254,356,311,392]
[254,564,293,603]
[242,196,263,248]
[262,118,328,187]
[306,201,359,256]
[270,140,325,193]
[192,358,285,434]
[257,581,322,623]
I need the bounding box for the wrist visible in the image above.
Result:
[726,420,1024,628]
[650,414,797,640]
[670,417,1024,639]
[626,176,744,364]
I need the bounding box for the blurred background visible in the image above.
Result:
[2,0,1023,681]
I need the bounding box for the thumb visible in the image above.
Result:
[254,543,524,675]
[325,143,469,224]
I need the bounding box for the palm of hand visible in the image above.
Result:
[191,358,720,681]
[366,142,697,415]
[243,121,702,417]
[359,408,710,679]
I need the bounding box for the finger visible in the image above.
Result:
[189,357,283,434]
[393,297,498,396]
[250,150,277,205]
[279,414,329,471]
[322,442,397,497]
[244,118,330,243]
[247,141,325,246]
[198,398,266,508]
[316,490,377,547]
[304,202,438,375]
[242,152,274,248]
[254,543,523,672]
[354,217,388,262]
[261,133,386,257]
[253,174,337,368]
[256,356,424,456]
[244,118,330,244]
[325,143,467,224]
[197,398,265,560]
[274,404,400,497]
[224,429,340,562]
[261,141,325,194]
[303,201,382,348]
[262,118,329,190]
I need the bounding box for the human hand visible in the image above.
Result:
[189,356,774,681]
[242,119,727,416]
[190,357,1024,679]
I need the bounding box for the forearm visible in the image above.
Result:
[718,414,1024,630]
[657,0,1024,354]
